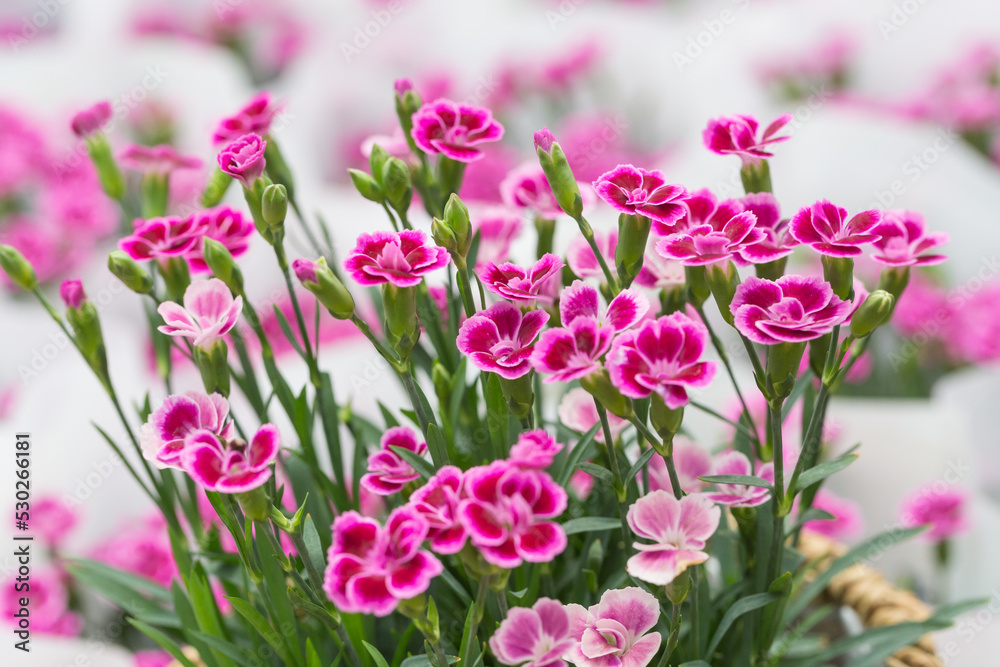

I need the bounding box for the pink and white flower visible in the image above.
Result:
[180,423,280,493]
[472,208,523,269]
[501,163,564,219]
[567,231,616,280]
[593,165,688,227]
[32,496,78,548]
[869,210,949,267]
[656,209,763,266]
[120,144,203,175]
[900,484,969,542]
[509,430,563,469]
[217,133,267,188]
[213,92,284,145]
[184,207,255,273]
[459,460,568,567]
[92,514,177,586]
[158,279,243,349]
[703,114,792,165]
[323,508,443,617]
[1,568,80,636]
[626,490,720,586]
[408,466,467,554]
[730,275,852,345]
[119,215,208,262]
[737,193,799,264]
[410,99,504,162]
[361,426,428,496]
[457,301,549,380]
[788,200,882,258]
[557,388,629,443]
[343,229,450,288]
[139,391,235,468]
[560,281,650,331]
[490,598,574,667]
[481,253,564,304]
[704,450,774,508]
[564,587,662,667]
[647,436,713,496]
[803,489,864,541]
[606,312,716,409]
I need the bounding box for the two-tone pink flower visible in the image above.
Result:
[139,391,235,468]
[481,253,564,304]
[119,215,209,262]
[869,210,949,267]
[157,279,243,349]
[361,426,428,496]
[737,193,799,264]
[788,200,882,257]
[344,230,450,287]
[410,99,504,162]
[490,598,574,667]
[703,114,792,165]
[213,92,284,145]
[564,587,663,667]
[217,133,267,189]
[185,206,255,273]
[457,302,549,379]
[730,275,852,345]
[180,424,281,493]
[509,430,563,469]
[408,466,467,554]
[627,490,721,586]
[704,451,774,508]
[593,165,688,228]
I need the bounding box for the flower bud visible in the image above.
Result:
[201,167,234,208]
[60,278,86,309]
[430,218,458,254]
[649,395,683,454]
[533,128,555,154]
[394,80,423,152]
[0,244,38,291]
[615,213,651,288]
[707,261,740,326]
[766,342,806,399]
[262,183,288,233]
[294,257,355,320]
[535,128,584,220]
[580,370,633,420]
[71,101,112,138]
[348,168,384,204]
[107,251,153,294]
[194,339,231,396]
[381,157,413,213]
[202,238,244,293]
[86,135,125,201]
[383,284,419,361]
[850,290,895,338]
[498,373,535,421]
[443,193,472,256]
[218,133,267,190]
[61,279,109,386]
[368,144,391,186]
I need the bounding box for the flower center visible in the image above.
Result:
[625,188,649,205]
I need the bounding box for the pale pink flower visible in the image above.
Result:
[410,99,504,162]
[459,460,568,567]
[343,229,450,288]
[481,253,564,304]
[500,162,593,219]
[70,101,113,138]
[92,514,177,586]
[119,215,209,262]
[647,436,713,495]
[891,274,949,339]
[213,92,284,145]
[900,484,969,542]
[1,568,80,636]
[120,144,202,174]
[217,133,267,188]
[158,279,243,349]
[557,388,628,443]
[703,114,792,165]
[869,210,949,267]
[788,200,882,258]
[490,598,574,667]
[509,430,563,469]
[570,470,595,500]
[184,207,255,273]
[180,424,280,493]
[323,508,443,617]
[139,391,235,468]
[567,231,616,280]
[626,491,720,586]
[32,496,79,548]
[460,145,519,203]
[472,207,523,269]
[361,127,413,162]
[408,466,467,554]
[593,165,688,227]
[133,650,174,667]
[731,275,852,345]
[457,301,549,380]
[803,489,864,541]
[564,587,662,667]
[361,426,428,496]
[634,251,685,291]
[704,450,774,508]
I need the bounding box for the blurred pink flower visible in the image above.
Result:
[70,101,112,138]
[704,450,774,508]
[214,92,284,145]
[804,489,864,541]
[509,430,563,469]
[869,210,949,267]
[900,484,969,541]
[471,207,522,269]
[557,388,628,443]
[1,568,80,636]
[647,436,713,495]
[93,514,178,586]
[120,144,202,174]
[31,496,79,548]
[703,114,792,165]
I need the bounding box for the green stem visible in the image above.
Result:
[400,365,433,441]
[454,256,478,319]
[462,576,491,665]
[574,215,620,294]
[630,417,683,500]
[657,602,682,667]
[336,624,366,667]
[766,398,786,589]
[596,401,631,541]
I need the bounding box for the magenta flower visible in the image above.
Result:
[139,391,235,468]
[788,200,882,258]
[730,275,852,345]
[361,426,428,496]
[459,460,568,567]
[472,208,523,269]
[213,92,284,145]
[457,301,549,380]
[803,489,864,541]
[567,231,616,280]
[60,278,85,309]
[481,253,564,304]
[157,279,243,349]
[592,165,688,227]
[704,450,774,508]
[665,188,745,236]
[185,207,255,273]
[71,101,112,138]
[656,209,763,266]
[409,466,467,554]
[323,508,443,617]
[490,598,574,667]
[626,491,720,586]
[180,424,280,493]
[634,252,686,291]
[120,144,203,174]
[1,568,80,636]
[534,127,556,154]
[557,388,629,444]
[869,210,949,267]
[561,281,649,331]
[217,133,267,188]
[501,163,563,219]
[606,312,716,409]
[343,229,450,288]
[564,587,662,667]
[900,484,969,542]
[703,114,792,165]
[510,430,563,469]
[737,193,799,264]
[410,98,504,162]
[648,436,713,495]
[119,215,208,262]
[91,514,177,586]
[32,496,78,548]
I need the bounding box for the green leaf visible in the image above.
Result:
[705,592,779,658]
[255,523,299,650]
[227,597,294,665]
[562,516,622,535]
[679,662,713,667]
[401,656,458,667]
[271,303,306,360]
[485,374,509,453]
[390,445,435,480]
[129,618,198,667]
[66,559,178,628]
[785,508,835,536]
[378,402,400,428]
[426,423,450,469]
[793,453,858,492]
[302,515,327,580]
[557,423,600,488]
[66,558,172,602]
[578,462,614,485]
[699,474,772,489]
[306,638,323,667]
[363,641,392,667]
[626,448,657,484]
[190,632,254,664]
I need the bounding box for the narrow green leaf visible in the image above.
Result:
[303,515,327,580]
[705,592,779,657]
[66,559,178,628]
[562,517,622,535]
[227,597,294,665]
[626,448,657,484]
[557,424,600,487]
[271,304,307,360]
[793,453,859,493]
[363,641,392,667]
[378,402,400,428]
[485,374,509,453]
[401,656,458,667]
[578,462,614,485]
[390,445,435,480]
[785,508,835,536]
[699,474,772,489]
[426,423,450,467]
[129,619,197,667]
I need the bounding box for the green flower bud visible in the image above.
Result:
[263,140,296,199]
[160,256,191,303]
[243,178,272,242]
[86,135,125,201]
[707,261,741,326]
[381,157,412,214]
[201,167,234,208]
[383,284,419,361]
[580,370,633,420]
[296,257,355,320]
[684,265,711,307]
[443,193,472,256]
[348,168,384,204]
[430,218,458,254]
[615,213,651,288]
[432,362,451,407]
[0,244,38,291]
[262,183,288,233]
[107,251,153,295]
[368,144,391,185]
[67,300,109,387]
[850,290,895,338]
[202,238,244,293]
[536,136,584,220]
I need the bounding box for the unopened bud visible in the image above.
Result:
[535,129,583,220]
[262,183,288,233]
[443,193,472,256]
[381,157,413,213]
[615,213,651,288]
[202,238,244,293]
[850,290,895,338]
[107,251,152,294]
[431,218,458,254]
[348,169,384,204]
[294,257,355,320]
[0,244,38,291]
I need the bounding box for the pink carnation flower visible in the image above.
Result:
[788,200,882,258]
[557,388,628,443]
[664,188,744,236]
[900,484,969,542]
[361,426,428,496]
[501,162,564,219]
[32,496,78,548]
[213,92,284,145]
[459,460,568,567]
[509,430,563,469]
[119,215,209,262]
[120,144,203,174]
[217,133,267,188]
[71,101,113,138]
[943,281,1000,363]
[323,508,443,617]
[457,301,549,380]
[703,114,792,165]
[92,514,178,586]
[730,275,852,345]
[184,207,255,273]
[626,490,720,586]
[592,165,688,227]
[704,450,774,508]
[140,391,235,468]
[634,250,686,290]
[803,489,864,541]
[133,650,174,667]
[869,210,949,267]
[656,209,763,266]
[343,229,450,288]
[409,465,467,554]
[410,99,504,162]
[1,568,80,636]
[481,253,564,304]
[180,423,281,493]
[490,598,574,667]
[564,587,663,667]
[567,231,616,280]
[647,436,713,495]
[472,208,522,269]
[891,274,949,339]
[737,192,799,264]
[157,279,243,349]
[607,312,716,409]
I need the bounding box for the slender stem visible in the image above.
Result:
[766,398,787,590]
[289,195,329,258]
[495,588,509,619]
[429,637,450,667]
[400,365,432,440]
[454,256,478,319]
[462,576,491,664]
[350,314,402,369]
[275,243,316,364]
[336,624,366,667]
[576,217,619,294]
[630,417,683,500]
[690,566,702,656]
[657,602,682,667]
[380,201,401,232]
[596,401,631,540]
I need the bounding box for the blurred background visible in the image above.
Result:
[2,0,1000,663]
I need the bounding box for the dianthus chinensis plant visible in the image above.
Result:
[0,85,981,667]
